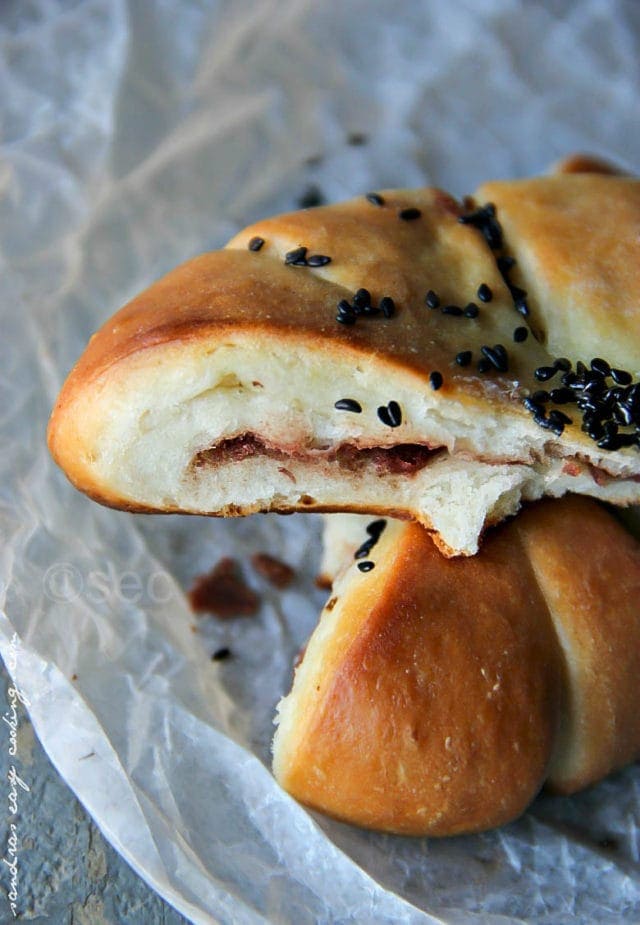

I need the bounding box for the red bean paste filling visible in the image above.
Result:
[193,433,440,476]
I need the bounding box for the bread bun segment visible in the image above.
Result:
[273,517,561,836]
[274,499,640,835]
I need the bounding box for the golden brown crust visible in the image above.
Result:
[47,175,640,555]
[273,498,640,834]
[552,153,629,176]
[48,188,534,413]
[274,516,563,836]
[474,175,640,373]
[515,496,640,793]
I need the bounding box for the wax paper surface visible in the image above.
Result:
[2,1,640,922]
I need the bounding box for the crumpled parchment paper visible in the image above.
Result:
[2,1,640,922]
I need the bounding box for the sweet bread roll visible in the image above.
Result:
[48,172,640,556]
[272,498,640,835]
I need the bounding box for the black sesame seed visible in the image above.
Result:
[524,397,544,414]
[366,192,385,206]
[513,326,528,342]
[442,304,463,316]
[611,368,632,385]
[377,402,402,428]
[366,519,387,538]
[354,540,375,559]
[334,398,362,413]
[399,207,421,221]
[532,390,550,404]
[458,204,503,250]
[597,433,634,451]
[456,350,472,367]
[429,371,443,390]
[477,283,493,303]
[477,358,492,374]
[509,285,527,302]
[613,404,633,426]
[591,357,611,377]
[554,358,572,372]
[548,409,573,426]
[337,298,353,315]
[379,296,395,318]
[576,361,588,376]
[480,344,509,373]
[297,185,325,208]
[534,366,559,382]
[248,236,264,252]
[285,246,308,266]
[497,255,516,274]
[357,561,375,572]
[212,647,231,661]
[387,400,402,426]
[533,412,552,431]
[464,302,479,318]
[336,312,355,325]
[515,299,530,317]
[353,288,371,308]
[306,254,332,267]
[549,387,576,404]
[425,290,440,309]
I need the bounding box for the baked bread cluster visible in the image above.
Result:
[48,155,640,836]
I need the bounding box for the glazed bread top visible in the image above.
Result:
[273,498,640,835]
[48,173,640,555]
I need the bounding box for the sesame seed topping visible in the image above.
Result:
[458,203,503,250]
[377,401,402,428]
[429,371,443,390]
[425,290,440,309]
[334,399,362,413]
[480,344,509,373]
[548,409,573,427]
[522,356,640,449]
[611,368,632,385]
[534,366,559,382]
[549,387,575,404]
[285,246,308,266]
[379,296,395,318]
[366,192,385,206]
[297,185,325,208]
[366,519,387,538]
[477,283,493,303]
[357,561,375,572]
[306,254,332,267]
[497,255,516,274]
[477,358,492,374]
[211,647,232,661]
[513,326,528,342]
[455,350,472,367]
[353,288,371,309]
[464,302,479,319]
[354,520,387,560]
[336,302,356,324]
[248,237,264,252]
[399,207,421,221]
[442,304,463,316]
